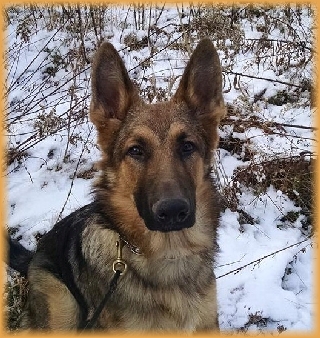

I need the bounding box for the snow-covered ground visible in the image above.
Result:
[5,5,315,333]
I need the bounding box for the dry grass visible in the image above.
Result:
[5,272,29,330]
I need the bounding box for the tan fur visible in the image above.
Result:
[79,225,219,331]
[21,268,80,330]
[19,38,225,332]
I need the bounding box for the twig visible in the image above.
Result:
[245,37,312,52]
[275,122,316,131]
[222,117,316,131]
[216,235,312,279]
[6,24,68,96]
[55,124,94,222]
[224,70,304,89]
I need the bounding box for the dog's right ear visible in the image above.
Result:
[90,43,139,155]
[90,42,137,124]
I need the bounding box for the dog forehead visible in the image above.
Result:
[127,101,195,137]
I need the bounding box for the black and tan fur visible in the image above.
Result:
[9,38,226,332]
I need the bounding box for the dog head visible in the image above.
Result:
[90,39,225,254]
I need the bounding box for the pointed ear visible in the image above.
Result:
[90,42,137,123]
[174,38,225,116]
[173,38,226,149]
[90,42,140,155]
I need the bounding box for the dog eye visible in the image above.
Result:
[180,141,196,158]
[127,146,145,160]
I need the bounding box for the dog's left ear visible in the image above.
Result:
[173,38,226,149]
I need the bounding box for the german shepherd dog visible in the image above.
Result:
[9,38,226,332]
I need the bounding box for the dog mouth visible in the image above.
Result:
[148,220,194,233]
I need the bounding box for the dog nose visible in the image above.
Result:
[152,199,194,231]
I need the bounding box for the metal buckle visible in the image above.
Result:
[112,239,127,275]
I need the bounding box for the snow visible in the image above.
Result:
[5,4,315,333]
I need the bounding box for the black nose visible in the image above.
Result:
[152,198,194,232]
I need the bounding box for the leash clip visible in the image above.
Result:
[113,238,127,275]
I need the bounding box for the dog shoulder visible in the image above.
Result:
[32,203,116,275]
